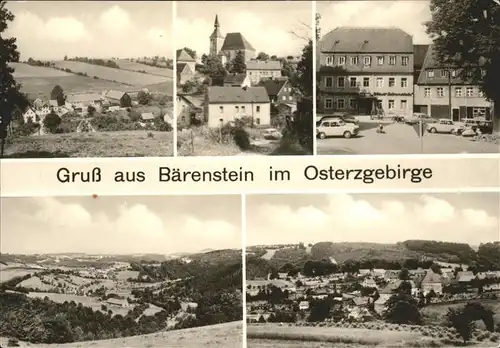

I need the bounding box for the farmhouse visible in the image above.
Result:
[258,77,296,111]
[176,94,203,127]
[177,62,195,85]
[141,112,155,121]
[204,86,270,128]
[421,269,443,295]
[66,93,104,114]
[246,60,282,85]
[176,49,196,72]
[103,90,132,108]
[223,73,251,88]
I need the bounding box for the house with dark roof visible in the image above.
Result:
[102,90,131,108]
[177,49,196,85]
[176,94,204,127]
[205,86,270,127]
[413,44,492,120]
[421,269,443,295]
[208,15,256,65]
[223,73,250,88]
[317,26,414,117]
[258,77,295,111]
[246,60,282,85]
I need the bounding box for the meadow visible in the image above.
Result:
[4,130,174,158]
[0,321,243,348]
[53,61,168,86]
[114,59,174,78]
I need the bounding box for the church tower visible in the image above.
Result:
[209,15,224,56]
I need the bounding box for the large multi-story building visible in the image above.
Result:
[413,45,492,121]
[317,27,414,117]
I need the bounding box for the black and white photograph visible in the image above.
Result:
[316,0,499,155]
[245,193,500,347]
[0,195,243,347]
[175,1,313,157]
[0,1,174,159]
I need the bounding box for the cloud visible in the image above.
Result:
[99,5,132,36]
[2,198,240,255]
[176,11,309,57]
[247,194,498,246]
[318,1,432,44]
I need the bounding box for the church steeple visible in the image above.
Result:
[210,14,224,39]
[209,14,224,56]
[214,14,220,29]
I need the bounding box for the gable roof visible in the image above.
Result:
[67,93,103,103]
[176,49,195,62]
[320,27,413,53]
[207,86,269,104]
[258,78,289,96]
[221,32,255,52]
[224,73,247,85]
[414,44,430,69]
[104,90,127,100]
[422,269,442,284]
[177,62,194,75]
[247,60,282,70]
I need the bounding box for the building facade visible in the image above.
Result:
[205,86,270,127]
[317,27,414,117]
[413,45,492,121]
[246,60,282,85]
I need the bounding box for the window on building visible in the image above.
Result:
[440,70,448,77]
[325,98,333,109]
[401,56,409,66]
[241,106,246,112]
[363,56,371,66]
[427,70,434,78]
[349,98,357,110]
[389,56,396,65]
[363,77,370,87]
[473,107,486,118]
[256,105,261,112]
[338,56,346,65]
[389,78,395,87]
[451,70,457,77]
[377,56,384,65]
[351,56,359,65]
[337,98,345,109]
[256,118,260,125]
[337,77,345,88]
[424,87,431,98]
[388,100,395,109]
[282,95,286,100]
[219,106,224,113]
[455,87,462,97]
[235,106,239,112]
[401,78,408,88]
[349,77,357,87]
[326,56,333,66]
[325,77,333,88]
[376,77,383,88]
[466,87,474,97]
[401,100,407,109]
[437,87,444,97]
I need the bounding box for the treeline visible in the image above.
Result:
[0,292,170,344]
[66,57,120,69]
[402,240,477,263]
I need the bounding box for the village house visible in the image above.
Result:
[176,94,203,127]
[209,15,256,65]
[413,45,492,120]
[176,49,196,72]
[457,271,475,284]
[204,86,270,127]
[299,300,309,310]
[258,77,296,112]
[181,302,198,311]
[103,90,131,108]
[177,63,195,86]
[66,93,104,115]
[223,73,251,88]
[421,269,443,295]
[317,27,414,116]
[374,293,391,315]
[22,107,39,124]
[246,60,282,85]
[362,278,378,289]
[105,298,130,308]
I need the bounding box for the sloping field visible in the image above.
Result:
[53,61,168,86]
[1,321,243,348]
[114,59,174,78]
[10,63,72,78]
[142,81,174,95]
[0,268,37,282]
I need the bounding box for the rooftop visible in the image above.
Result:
[207,86,269,103]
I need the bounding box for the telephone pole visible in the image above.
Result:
[448,67,452,120]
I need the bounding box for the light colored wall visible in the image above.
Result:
[207,102,270,127]
[247,69,282,85]
[319,53,413,74]
[414,85,491,107]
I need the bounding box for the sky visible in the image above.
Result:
[176,1,312,58]
[1,195,241,255]
[4,1,173,60]
[317,0,432,44]
[246,193,500,246]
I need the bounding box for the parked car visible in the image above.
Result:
[262,128,282,140]
[426,119,460,134]
[316,118,359,139]
[317,113,359,125]
[404,112,433,125]
[455,119,480,135]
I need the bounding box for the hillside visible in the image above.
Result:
[113,59,174,78]
[0,321,242,348]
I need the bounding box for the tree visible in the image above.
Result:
[64,55,68,61]
[137,90,152,105]
[256,52,270,60]
[296,40,313,98]
[447,308,474,344]
[228,51,246,74]
[0,1,28,156]
[425,0,500,132]
[384,292,422,325]
[87,105,96,117]
[200,55,226,80]
[50,85,64,102]
[43,112,61,133]
[398,268,410,280]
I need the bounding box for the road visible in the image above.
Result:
[317,120,499,155]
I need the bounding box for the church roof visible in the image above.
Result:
[220,32,255,52]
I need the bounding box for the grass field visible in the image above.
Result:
[53,61,168,86]
[114,59,174,78]
[0,268,37,282]
[0,321,243,348]
[4,131,174,158]
[10,63,72,78]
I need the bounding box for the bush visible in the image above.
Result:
[7,338,20,347]
[232,127,250,150]
[43,113,62,133]
[13,120,40,136]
